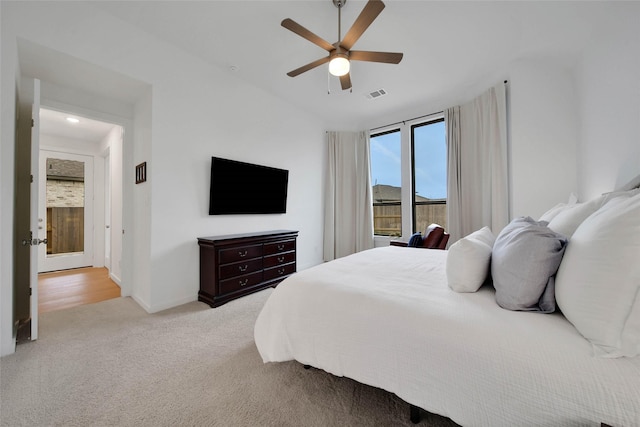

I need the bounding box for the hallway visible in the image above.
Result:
[38,267,121,313]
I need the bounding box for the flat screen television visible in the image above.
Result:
[209,157,289,215]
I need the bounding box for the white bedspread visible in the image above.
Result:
[254,246,640,426]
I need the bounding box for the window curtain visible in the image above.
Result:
[445,82,509,244]
[323,131,375,261]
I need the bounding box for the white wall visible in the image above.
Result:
[131,89,152,307]
[146,73,326,310]
[1,1,327,338]
[576,6,640,200]
[508,59,579,218]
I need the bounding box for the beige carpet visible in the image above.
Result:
[0,289,458,426]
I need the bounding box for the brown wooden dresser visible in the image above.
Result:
[197,230,298,307]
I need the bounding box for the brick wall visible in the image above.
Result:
[46,180,84,208]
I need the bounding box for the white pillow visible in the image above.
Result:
[555,192,640,357]
[468,226,496,247]
[549,189,640,238]
[538,193,579,223]
[539,203,570,223]
[601,187,640,204]
[547,195,604,237]
[447,227,494,293]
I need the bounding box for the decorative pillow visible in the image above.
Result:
[548,189,640,238]
[547,195,604,238]
[539,203,571,223]
[555,192,640,357]
[407,232,423,247]
[538,193,579,223]
[468,225,496,248]
[491,217,568,313]
[446,227,494,293]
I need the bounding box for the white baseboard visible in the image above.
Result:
[109,272,121,287]
[131,294,151,313]
[131,294,198,314]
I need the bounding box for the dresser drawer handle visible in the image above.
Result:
[238,264,248,272]
[238,250,248,257]
[277,244,285,251]
[239,278,248,286]
[277,268,285,275]
[277,256,285,263]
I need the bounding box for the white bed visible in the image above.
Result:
[254,246,640,426]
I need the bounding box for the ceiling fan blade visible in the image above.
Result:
[281,18,335,52]
[340,0,385,51]
[286,56,331,77]
[349,50,403,64]
[340,73,352,91]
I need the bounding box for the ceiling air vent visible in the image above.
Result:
[365,89,387,100]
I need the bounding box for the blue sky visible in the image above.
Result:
[370,121,447,199]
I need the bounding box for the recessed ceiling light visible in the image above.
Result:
[66,117,80,123]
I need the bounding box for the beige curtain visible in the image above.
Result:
[323,131,374,261]
[445,82,509,244]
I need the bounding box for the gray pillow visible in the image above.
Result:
[491,217,568,313]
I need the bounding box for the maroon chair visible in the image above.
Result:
[421,223,449,249]
[390,223,449,250]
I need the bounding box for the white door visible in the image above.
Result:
[30,80,41,340]
[38,150,94,273]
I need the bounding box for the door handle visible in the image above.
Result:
[22,238,48,246]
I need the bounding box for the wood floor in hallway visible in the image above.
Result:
[38,267,121,314]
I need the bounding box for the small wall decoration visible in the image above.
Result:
[135,162,147,184]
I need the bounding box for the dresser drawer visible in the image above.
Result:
[263,251,296,268]
[219,271,263,295]
[264,239,296,255]
[219,244,262,264]
[219,258,263,280]
[263,263,296,282]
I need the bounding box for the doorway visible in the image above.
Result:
[36,107,124,312]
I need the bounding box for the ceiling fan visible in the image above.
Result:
[281,0,403,91]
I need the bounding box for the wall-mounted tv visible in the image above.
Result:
[209,157,289,215]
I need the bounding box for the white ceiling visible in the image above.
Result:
[40,108,119,144]
[89,0,619,128]
[35,1,626,136]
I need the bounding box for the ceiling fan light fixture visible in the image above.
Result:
[283,0,402,90]
[329,54,350,77]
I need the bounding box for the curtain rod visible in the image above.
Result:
[370,111,443,132]
[371,80,509,133]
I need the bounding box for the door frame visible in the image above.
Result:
[38,99,130,297]
[30,80,41,339]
